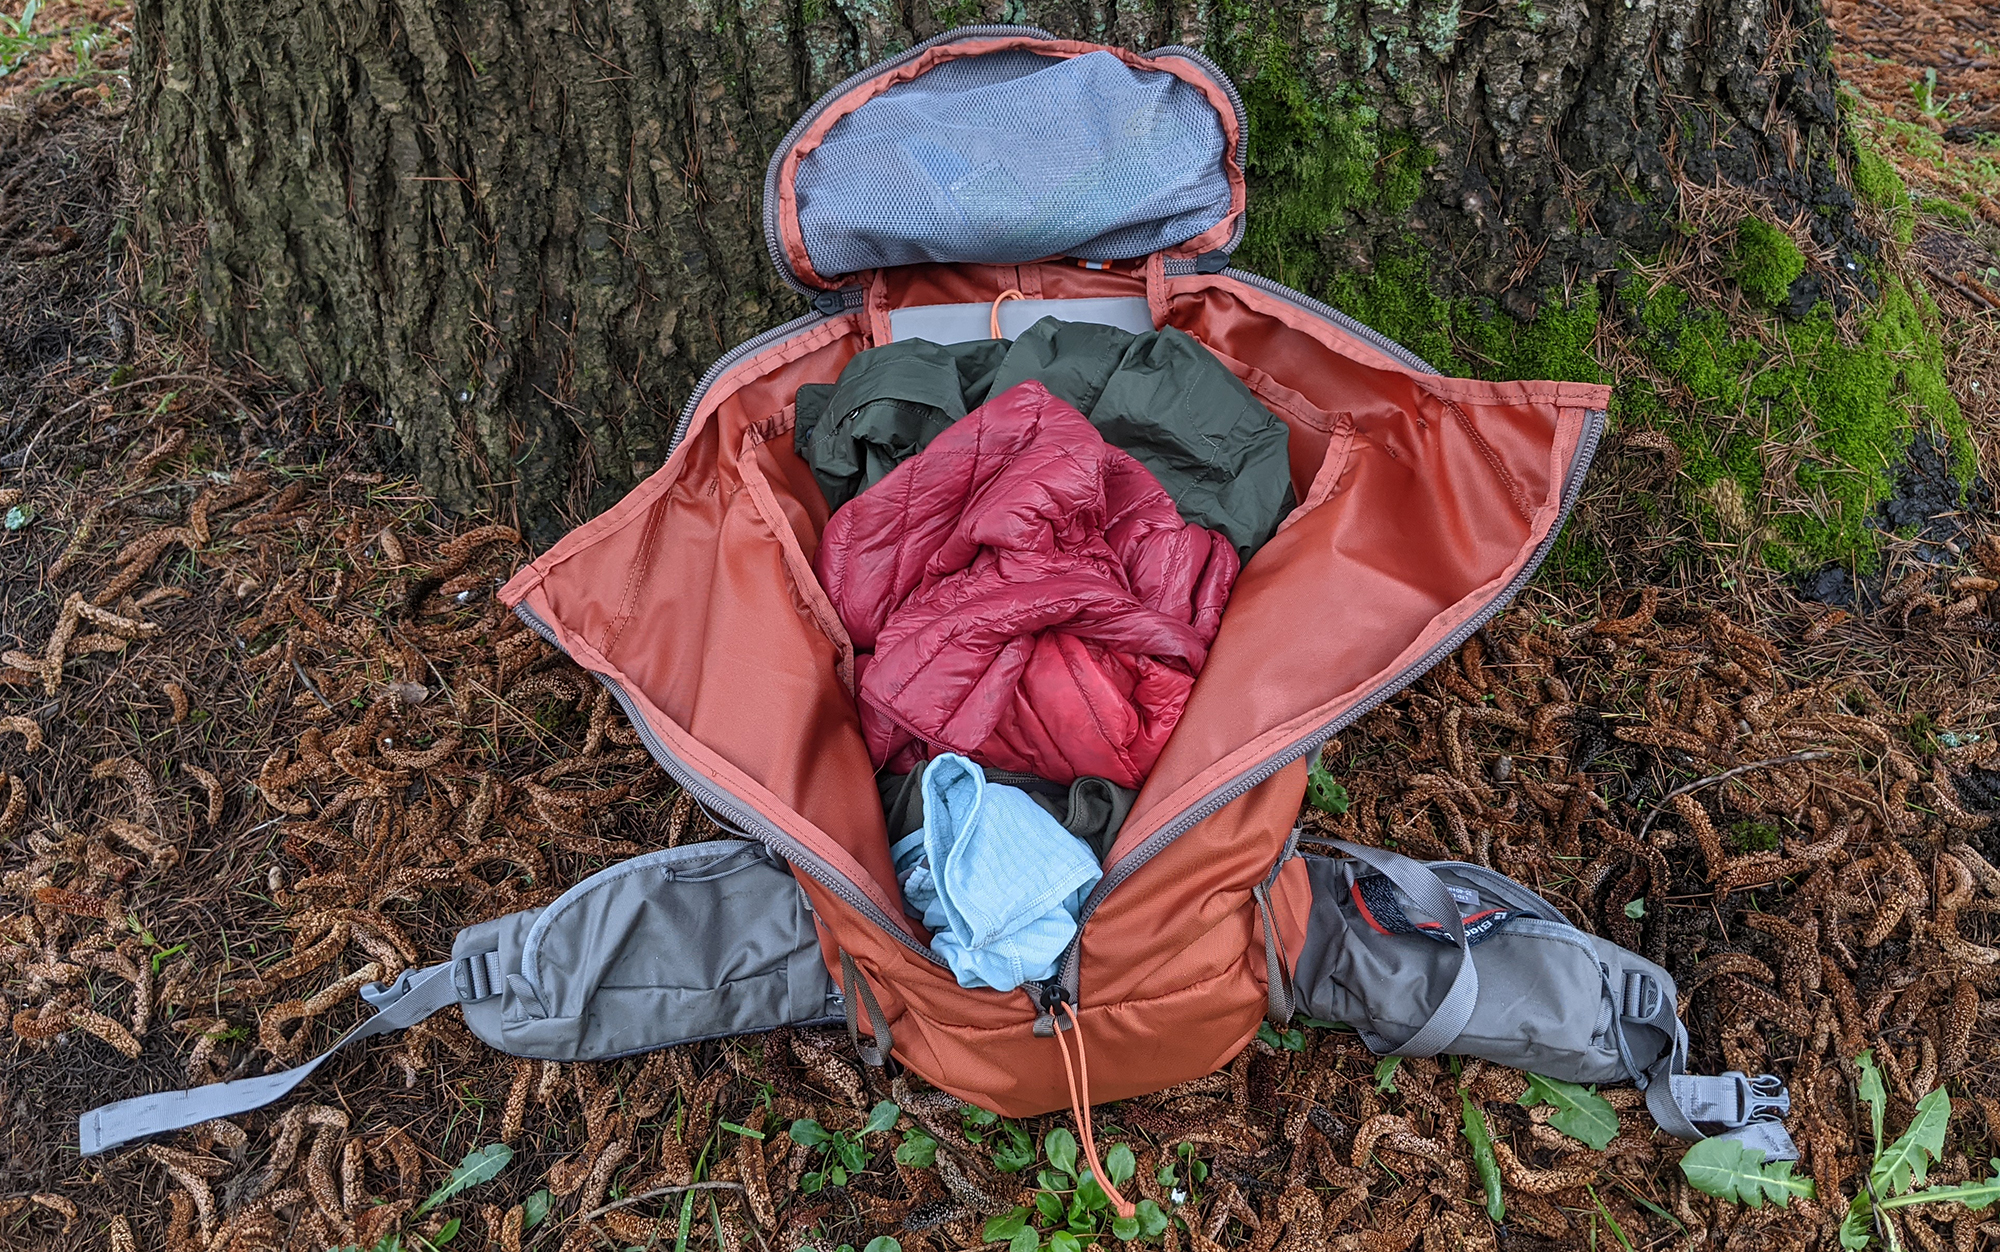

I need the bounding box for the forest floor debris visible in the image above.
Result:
[1828,0,2000,222]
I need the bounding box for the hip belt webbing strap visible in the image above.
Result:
[78,961,460,1157]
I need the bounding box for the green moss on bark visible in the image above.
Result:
[1617,278,1969,569]
[1731,220,1806,308]
[1224,32,1972,579]
[1230,35,1430,295]
[1322,247,1606,386]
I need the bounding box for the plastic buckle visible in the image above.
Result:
[1742,1072,1792,1124]
[360,968,416,1009]
[1672,1071,1791,1128]
[1720,1118,1800,1162]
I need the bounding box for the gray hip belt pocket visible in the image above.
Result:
[77,838,840,1156]
[1293,841,1677,1087]
[458,838,841,1060]
[1289,840,1798,1161]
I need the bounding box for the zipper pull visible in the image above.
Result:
[1029,980,1069,1038]
[812,287,862,317]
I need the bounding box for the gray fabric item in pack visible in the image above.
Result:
[888,297,1156,344]
[78,839,839,1155]
[1291,840,1798,1159]
[794,49,1232,276]
[879,764,1136,863]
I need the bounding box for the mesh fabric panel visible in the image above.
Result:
[795,49,1231,277]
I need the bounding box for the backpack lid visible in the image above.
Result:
[762,27,1248,293]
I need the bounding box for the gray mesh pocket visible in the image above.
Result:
[794,49,1231,276]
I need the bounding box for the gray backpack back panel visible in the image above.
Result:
[455,839,839,1061]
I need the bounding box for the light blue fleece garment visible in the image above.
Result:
[889,753,1103,992]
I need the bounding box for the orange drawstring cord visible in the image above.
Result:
[989,289,1024,338]
[1054,1001,1136,1219]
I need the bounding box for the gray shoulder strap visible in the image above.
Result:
[79,961,460,1156]
[1329,840,1477,1056]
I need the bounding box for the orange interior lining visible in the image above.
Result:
[506,262,1603,936]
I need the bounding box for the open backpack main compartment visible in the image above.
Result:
[81,27,1798,1170]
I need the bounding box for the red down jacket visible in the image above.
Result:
[815,380,1240,788]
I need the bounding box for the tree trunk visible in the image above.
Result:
[128,0,1862,544]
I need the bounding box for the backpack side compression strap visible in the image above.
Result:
[1327,840,1479,1056]
[78,960,462,1156]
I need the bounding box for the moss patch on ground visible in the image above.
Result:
[1618,278,1969,569]
[1732,219,1807,308]
[1841,86,2000,225]
[1225,41,1972,577]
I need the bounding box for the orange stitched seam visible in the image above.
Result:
[1445,398,1533,524]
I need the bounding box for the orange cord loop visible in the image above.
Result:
[1053,1001,1136,1220]
[989,288,1025,339]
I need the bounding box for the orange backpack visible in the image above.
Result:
[495,27,1606,1120]
[113,28,1806,1178]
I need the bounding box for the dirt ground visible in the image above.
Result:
[6,4,2000,1252]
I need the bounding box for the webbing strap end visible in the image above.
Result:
[76,961,460,1157]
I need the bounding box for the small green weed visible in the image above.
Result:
[1157,1142,1208,1207]
[790,1100,901,1193]
[1459,1090,1504,1221]
[981,1129,1170,1251]
[1256,1020,1305,1051]
[1518,1074,1618,1150]
[961,1104,1036,1172]
[1306,754,1349,815]
[1679,1136,1815,1208]
[0,1,45,76]
[1913,69,1963,122]
[1835,1051,2000,1247]
[1372,1056,1401,1093]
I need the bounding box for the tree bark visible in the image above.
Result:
[128,0,1862,543]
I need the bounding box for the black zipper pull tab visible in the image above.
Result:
[1029,981,1070,1038]
[812,287,855,317]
